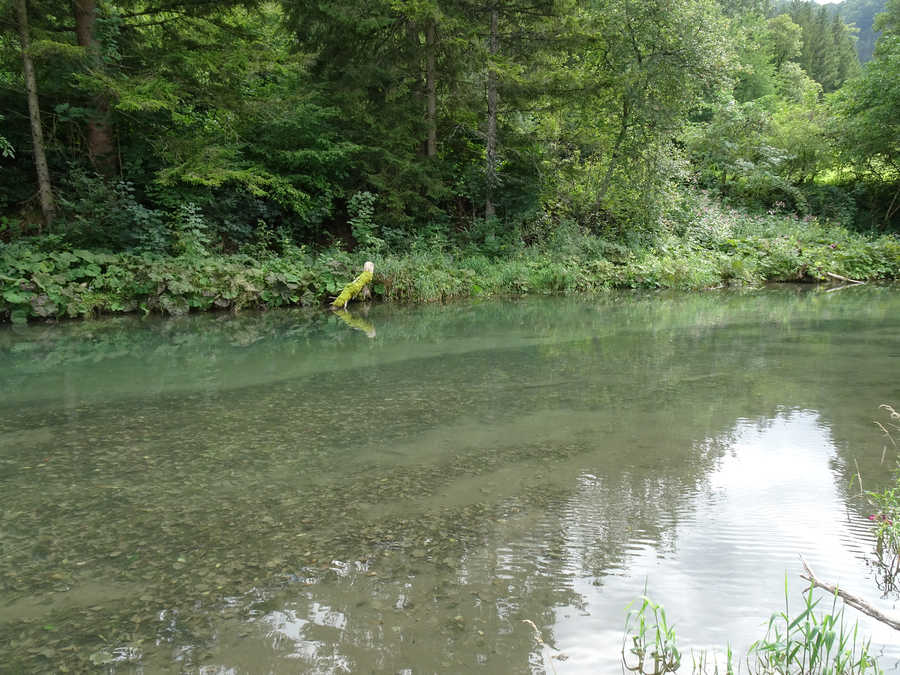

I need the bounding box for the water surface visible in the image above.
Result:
[1,286,898,672]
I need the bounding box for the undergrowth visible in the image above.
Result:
[1,199,898,323]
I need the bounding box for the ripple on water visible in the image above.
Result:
[2,291,900,673]
[542,410,900,672]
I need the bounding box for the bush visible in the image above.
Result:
[55,169,168,250]
[2,195,898,324]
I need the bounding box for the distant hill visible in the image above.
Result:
[773,0,886,62]
[834,0,888,62]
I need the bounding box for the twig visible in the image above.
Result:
[799,556,900,632]
[826,271,865,285]
[875,421,897,449]
[522,620,559,675]
[879,404,899,421]
[522,619,559,651]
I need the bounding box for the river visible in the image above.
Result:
[1,285,898,672]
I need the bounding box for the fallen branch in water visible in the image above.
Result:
[825,271,865,285]
[800,556,900,632]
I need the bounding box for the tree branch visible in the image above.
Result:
[800,556,900,632]
[826,271,865,284]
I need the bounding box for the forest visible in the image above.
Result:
[0,0,898,322]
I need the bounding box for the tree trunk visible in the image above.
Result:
[425,20,438,158]
[15,0,55,228]
[73,0,116,174]
[884,182,900,227]
[597,97,630,205]
[406,21,425,156]
[331,261,375,310]
[485,8,499,219]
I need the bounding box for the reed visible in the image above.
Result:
[622,582,881,675]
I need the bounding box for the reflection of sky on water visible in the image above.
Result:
[4,289,899,672]
[551,410,900,673]
[260,604,351,672]
[237,410,900,673]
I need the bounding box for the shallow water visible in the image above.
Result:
[1,285,899,673]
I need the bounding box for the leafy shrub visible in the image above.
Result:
[2,198,898,323]
[56,169,167,250]
[348,191,384,252]
[170,203,211,257]
[803,184,858,227]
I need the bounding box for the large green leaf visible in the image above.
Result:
[2,289,31,304]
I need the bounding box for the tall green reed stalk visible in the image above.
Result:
[748,580,880,675]
[623,595,683,674]
[623,582,882,674]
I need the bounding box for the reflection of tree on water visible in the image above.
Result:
[332,308,376,338]
[864,547,899,598]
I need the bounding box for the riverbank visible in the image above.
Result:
[2,205,898,324]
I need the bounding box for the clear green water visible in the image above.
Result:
[1,286,898,673]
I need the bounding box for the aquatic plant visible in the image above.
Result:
[623,582,882,675]
[864,405,900,590]
[749,580,881,675]
[623,595,682,674]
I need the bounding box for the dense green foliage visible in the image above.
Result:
[2,200,897,323]
[0,0,897,322]
[837,0,891,63]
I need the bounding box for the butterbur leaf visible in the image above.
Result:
[3,289,30,304]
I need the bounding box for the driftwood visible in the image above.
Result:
[825,271,865,285]
[800,556,900,632]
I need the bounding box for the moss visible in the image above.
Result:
[330,261,374,309]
